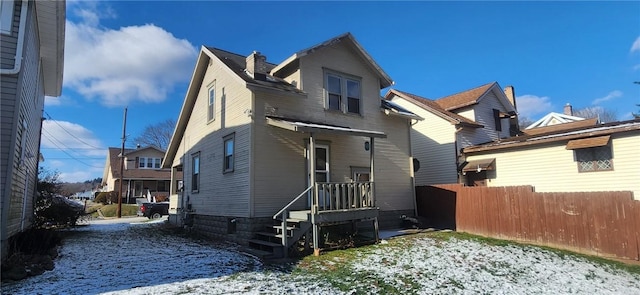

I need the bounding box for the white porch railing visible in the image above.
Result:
[314,182,374,212]
[272,181,376,257]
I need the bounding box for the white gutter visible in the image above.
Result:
[0,0,28,75]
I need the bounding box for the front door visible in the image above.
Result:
[308,144,330,207]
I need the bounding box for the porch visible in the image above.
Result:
[249,116,386,258]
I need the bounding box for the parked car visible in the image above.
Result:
[139,202,169,219]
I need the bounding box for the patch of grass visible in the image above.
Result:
[95,204,138,217]
[417,231,640,275]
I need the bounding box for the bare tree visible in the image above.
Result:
[132,118,176,150]
[573,107,617,123]
[518,116,535,129]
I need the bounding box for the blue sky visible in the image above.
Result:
[42,1,640,183]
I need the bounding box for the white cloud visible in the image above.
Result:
[63,5,197,107]
[592,90,622,105]
[515,94,554,119]
[631,36,640,53]
[45,95,73,106]
[41,120,106,157]
[59,169,101,183]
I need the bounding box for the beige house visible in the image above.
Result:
[1,0,65,261]
[101,146,172,202]
[384,82,518,186]
[163,33,419,257]
[462,119,640,199]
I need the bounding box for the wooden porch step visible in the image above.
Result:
[256,231,288,240]
[248,239,283,248]
[288,210,311,220]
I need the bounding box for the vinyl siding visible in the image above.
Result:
[473,90,511,140]
[455,90,512,146]
[389,95,459,185]
[0,0,19,69]
[465,131,640,199]
[250,41,414,217]
[2,0,43,240]
[171,59,252,217]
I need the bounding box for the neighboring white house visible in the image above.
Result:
[1,0,65,262]
[461,119,640,199]
[525,103,586,130]
[162,33,420,257]
[385,82,517,186]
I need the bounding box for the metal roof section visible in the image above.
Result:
[464,119,640,153]
[266,116,387,138]
[461,158,496,172]
[381,99,423,120]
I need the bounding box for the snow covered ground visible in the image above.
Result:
[2,217,639,295]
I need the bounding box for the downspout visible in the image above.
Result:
[409,119,418,217]
[454,125,463,184]
[0,0,28,75]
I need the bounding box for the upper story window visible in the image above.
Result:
[223,133,235,173]
[0,0,14,35]
[138,157,162,169]
[208,81,216,122]
[325,71,361,115]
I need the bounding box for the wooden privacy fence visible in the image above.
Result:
[416,184,640,261]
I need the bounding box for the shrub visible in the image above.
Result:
[94,191,119,205]
[34,196,85,228]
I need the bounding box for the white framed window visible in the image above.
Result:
[576,146,613,172]
[325,71,361,115]
[208,81,215,122]
[0,0,14,35]
[223,133,235,173]
[138,157,161,169]
[192,152,200,192]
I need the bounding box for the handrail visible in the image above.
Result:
[273,185,314,220]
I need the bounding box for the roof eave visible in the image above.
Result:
[36,0,65,96]
[163,48,210,168]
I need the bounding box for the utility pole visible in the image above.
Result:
[118,107,128,218]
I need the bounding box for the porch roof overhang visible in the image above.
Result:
[267,116,387,138]
[565,135,610,150]
[461,158,496,172]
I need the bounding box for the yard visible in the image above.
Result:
[2,217,639,294]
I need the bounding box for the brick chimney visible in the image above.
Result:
[503,86,516,109]
[564,103,573,116]
[246,51,267,80]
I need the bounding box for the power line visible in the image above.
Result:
[41,130,104,168]
[43,111,104,149]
